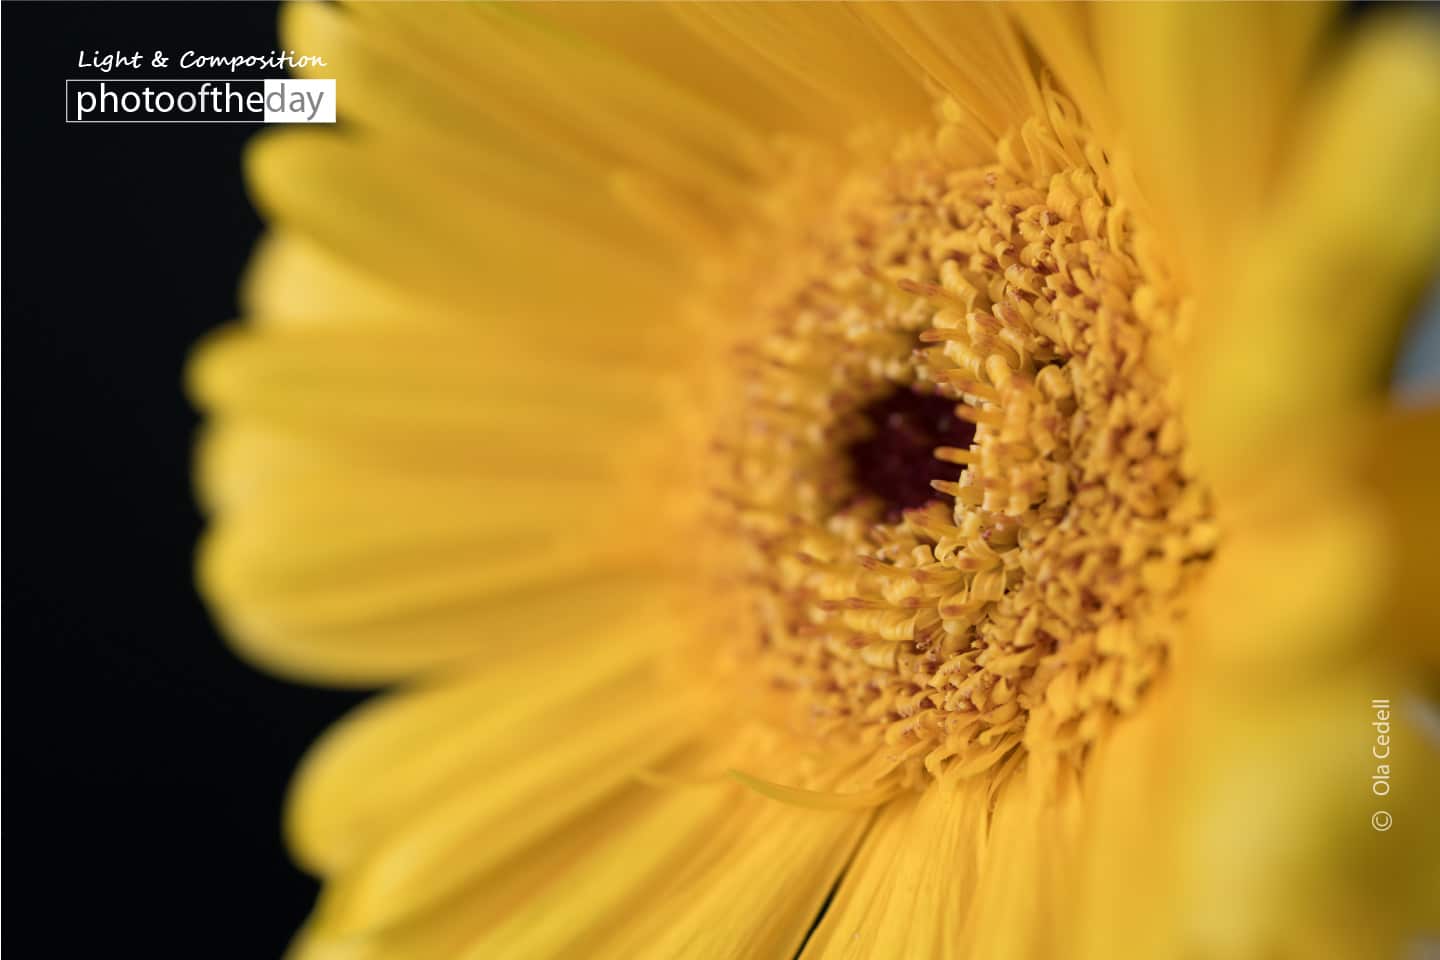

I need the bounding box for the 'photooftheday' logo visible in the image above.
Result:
[66,79,335,124]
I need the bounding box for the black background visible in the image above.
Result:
[4,4,365,955]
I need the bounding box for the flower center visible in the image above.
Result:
[692,96,1214,793]
[848,388,976,519]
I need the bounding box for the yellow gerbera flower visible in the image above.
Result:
[191,3,1440,957]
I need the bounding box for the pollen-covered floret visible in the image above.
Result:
[698,91,1214,794]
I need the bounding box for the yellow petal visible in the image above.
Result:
[1094,2,1336,286]
[1190,401,1438,672]
[1367,404,1440,647]
[287,784,724,960]
[302,667,698,934]
[1180,664,1440,957]
[800,783,987,959]
[203,518,667,686]
[590,788,870,960]
[286,619,678,876]
[334,3,766,206]
[284,1,744,259]
[1193,438,1390,669]
[244,128,679,323]
[237,232,688,371]
[197,456,669,682]
[282,3,595,181]
[863,3,1043,143]
[454,786,738,959]
[1068,684,1184,960]
[1187,15,1440,474]
[965,762,1089,959]
[290,776,865,960]
[1011,4,1112,146]
[1170,405,1438,949]
[727,769,897,810]
[189,323,670,455]
[670,2,931,129]
[241,233,430,330]
[538,2,819,139]
[189,319,679,683]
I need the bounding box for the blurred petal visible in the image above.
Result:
[325,3,768,205]
[863,3,1042,143]
[669,3,931,129]
[1011,4,1112,144]
[1181,665,1440,957]
[287,784,728,960]
[1195,439,1390,669]
[190,321,678,684]
[287,627,678,876]
[539,2,823,138]
[1368,404,1440,645]
[1188,16,1440,475]
[245,129,680,323]
[241,233,433,330]
[298,661,698,934]
[1094,2,1335,285]
[1068,683,1184,960]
